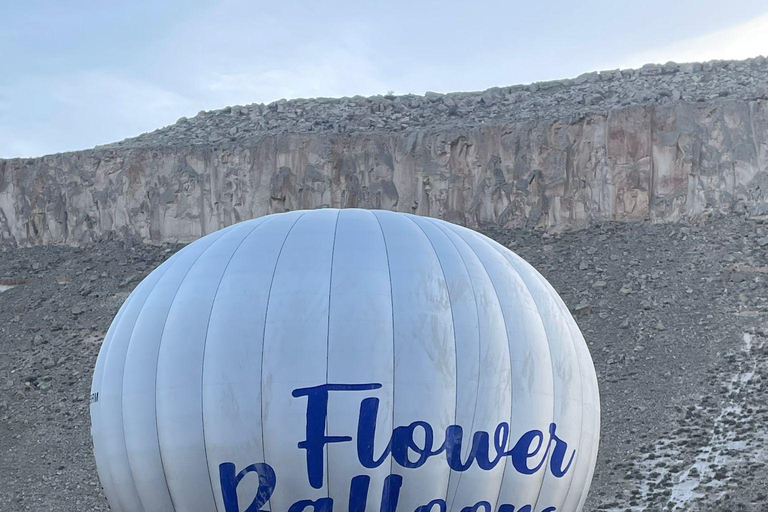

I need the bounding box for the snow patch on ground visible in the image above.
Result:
[604,331,768,511]
[666,333,759,508]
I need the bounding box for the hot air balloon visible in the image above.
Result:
[90,209,600,512]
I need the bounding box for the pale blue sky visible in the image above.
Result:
[2,0,767,158]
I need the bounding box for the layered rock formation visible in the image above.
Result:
[1,58,767,245]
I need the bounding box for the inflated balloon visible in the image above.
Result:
[91,209,600,512]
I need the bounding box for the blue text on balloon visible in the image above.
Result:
[219,383,574,512]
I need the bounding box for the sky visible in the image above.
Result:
[1,1,767,158]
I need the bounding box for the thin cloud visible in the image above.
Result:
[206,47,389,104]
[3,2,768,158]
[0,71,194,157]
[619,11,768,67]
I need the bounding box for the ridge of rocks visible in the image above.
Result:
[99,56,768,151]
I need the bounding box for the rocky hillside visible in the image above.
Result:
[1,57,768,246]
[2,57,768,512]
[1,212,767,511]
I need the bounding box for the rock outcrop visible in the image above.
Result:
[1,58,767,245]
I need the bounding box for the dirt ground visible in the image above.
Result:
[1,211,766,511]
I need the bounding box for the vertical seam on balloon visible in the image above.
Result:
[259,211,306,512]
[95,286,134,391]
[427,217,486,511]
[325,209,342,501]
[483,237,555,512]
[116,261,176,512]
[201,218,271,512]
[547,307,590,510]
[487,239,583,512]
[442,223,514,510]
[576,338,600,511]
[580,364,600,511]
[539,273,600,510]
[93,300,128,460]
[534,262,592,505]
[153,226,232,512]
[524,274,579,512]
[562,320,592,510]
[371,210,396,484]
[534,268,597,510]
[102,251,184,508]
[102,257,175,512]
[93,292,137,511]
[407,215,461,508]
[94,290,134,406]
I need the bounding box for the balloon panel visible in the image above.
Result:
[90,209,600,512]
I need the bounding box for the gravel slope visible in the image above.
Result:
[1,212,766,511]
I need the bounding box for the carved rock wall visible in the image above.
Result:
[1,99,766,245]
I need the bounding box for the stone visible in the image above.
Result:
[572,302,592,316]
[640,64,663,75]
[680,63,696,74]
[730,273,747,283]
[119,274,139,288]
[575,71,599,84]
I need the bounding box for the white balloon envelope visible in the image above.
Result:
[91,209,600,512]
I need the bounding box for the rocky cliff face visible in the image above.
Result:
[1,58,767,245]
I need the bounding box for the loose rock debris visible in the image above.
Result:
[1,212,767,511]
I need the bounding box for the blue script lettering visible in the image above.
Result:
[219,462,275,512]
[348,475,370,512]
[219,464,409,512]
[219,462,559,512]
[509,429,546,475]
[547,423,575,477]
[221,384,569,512]
[292,383,576,487]
[415,499,447,512]
[497,506,555,512]
[461,501,492,512]
[292,383,382,489]
[344,474,404,512]
[288,498,333,512]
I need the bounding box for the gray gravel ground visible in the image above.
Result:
[1,211,766,511]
